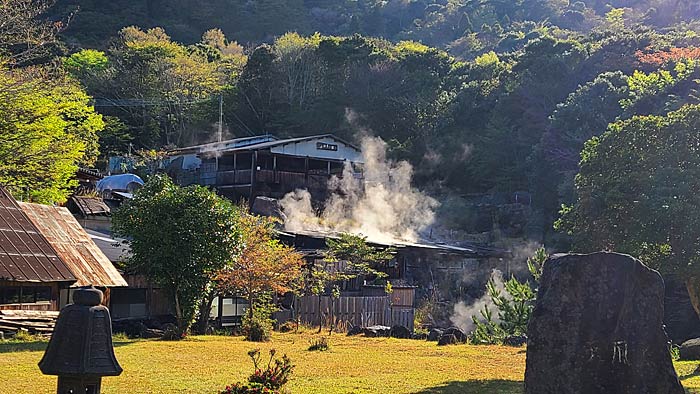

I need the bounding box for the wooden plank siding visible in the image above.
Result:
[297,295,414,331]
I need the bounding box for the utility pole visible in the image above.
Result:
[216,94,223,171]
[218,93,223,143]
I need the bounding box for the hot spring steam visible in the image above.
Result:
[280,136,438,244]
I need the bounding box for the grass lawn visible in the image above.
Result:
[1,331,700,393]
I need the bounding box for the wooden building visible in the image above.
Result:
[0,188,76,311]
[277,229,508,330]
[0,187,127,312]
[167,134,364,202]
[19,201,128,308]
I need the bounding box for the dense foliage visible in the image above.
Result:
[52,9,700,242]
[557,104,700,274]
[0,0,103,203]
[47,0,700,53]
[113,174,242,336]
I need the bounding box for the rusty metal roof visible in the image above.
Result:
[19,202,127,288]
[0,188,76,283]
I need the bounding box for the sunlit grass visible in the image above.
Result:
[0,332,699,393]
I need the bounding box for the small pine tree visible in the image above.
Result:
[469,247,546,345]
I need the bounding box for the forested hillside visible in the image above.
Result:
[5,0,700,245]
[49,0,700,54]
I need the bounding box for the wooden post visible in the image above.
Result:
[251,151,257,200]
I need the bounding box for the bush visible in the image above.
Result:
[307,336,330,351]
[242,297,276,342]
[277,320,296,333]
[243,317,271,342]
[221,349,294,394]
[220,382,275,394]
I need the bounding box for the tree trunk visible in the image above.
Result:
[685,277,700,317]
[174,290,184,337]
[193,290,216,335]
[317,294,322,334]
[328,297,335,335]
[248,294,254,320]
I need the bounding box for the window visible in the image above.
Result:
[0,286,51,304]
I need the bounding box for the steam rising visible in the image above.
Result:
[280,136,438,243]
[450,269,507,333]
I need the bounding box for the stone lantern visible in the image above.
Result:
[39,286,123,394]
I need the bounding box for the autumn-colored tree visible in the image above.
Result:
[217,213,304,320]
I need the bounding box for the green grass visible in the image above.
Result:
[0,332,698,393]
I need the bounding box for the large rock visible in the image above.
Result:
[390,325,411,339]
[362,325,391,338]
[680,338,700,360]
[427,328,443,342]
[437,334,458,346]
[442,327,467,343]
[525,252,684,394]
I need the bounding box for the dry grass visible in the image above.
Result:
[0,332,699,393]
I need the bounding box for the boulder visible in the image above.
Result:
[525,252,684,394]
[346,325,362,336]
[363,325,391,338]
[412,332,428,340]
[442,327,467,343]
[437,334,458,346]
[504,334,527,347]
[680,338,700,360]
[390,325,412,339]
[251,196,286,222]
[141,328,164,339]
[427,328,443,342]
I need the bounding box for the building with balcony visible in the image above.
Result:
[166,134,364,202]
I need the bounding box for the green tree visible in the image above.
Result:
[113,174,242,337]
[0,65,103,203]
[556,104,700,315]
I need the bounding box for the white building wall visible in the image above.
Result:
[270,136,363,163]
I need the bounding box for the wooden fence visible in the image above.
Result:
[297,296,414,331]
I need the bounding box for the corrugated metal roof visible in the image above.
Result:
[84,229,130,263]
[277,228,509,258]
[19,202,127,288]
[0,188,76,283]
[68,196,111,217]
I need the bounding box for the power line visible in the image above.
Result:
[91,97,215,107]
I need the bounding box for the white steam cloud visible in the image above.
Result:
[450,269,507,334]
[280,136,438,244]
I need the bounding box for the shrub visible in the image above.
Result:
[277,320,296,333]
[242,297,276,342]
[220,382,273,394]
[221,349,294,394]
[248,349,293,389]
[307,336,330,351]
